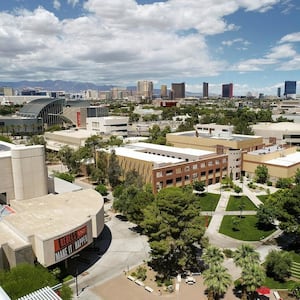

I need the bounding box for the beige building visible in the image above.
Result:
[243,145,300,181]
[252,122,300,146]
[106,143,228,193]
[0,141,104,270]
[167,124,264,153]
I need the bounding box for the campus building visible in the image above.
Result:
[252,122,300,146]
[0,141,104,270]
[243,145,300,182]
[284,80,297,98]
[203,82,208,98]
[105,142,228,193]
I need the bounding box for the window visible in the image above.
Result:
[208,161,213,166]
[156,171,162,178]
[185,166,190,172]
[192,173,198,179]
[192,164,198,170]
[185,175,190,181]
[201,162,206,168]
[176,177,182,182]
[201,171,206,177]
[166,170,173,176]
[166,179,173,185]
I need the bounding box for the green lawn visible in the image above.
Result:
[257,194,270,203]
[226,195,257,211]
[195,193,220,211]
[219,215,276,241]
[290,251,300,263]
[263,276,296,289]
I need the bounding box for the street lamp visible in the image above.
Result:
[71,254,80,297]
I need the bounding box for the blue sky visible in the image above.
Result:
[0,0,299,95]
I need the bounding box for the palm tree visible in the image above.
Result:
[241,263,265,300]
[202,245,224,267]
[203,264,232,300]
[233,244,261,300]
[233,244,260,267]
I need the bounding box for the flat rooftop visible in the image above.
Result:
[248,145,284,155]
[113,147,185,166]
[169,131,261,141]
[47,129,93,139]
[2,189,103,241]
[252,122,300,131]
[266,152,300,167]
[127,142,215,157]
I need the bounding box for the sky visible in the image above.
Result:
[0,0,300,96]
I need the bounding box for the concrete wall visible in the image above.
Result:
[11,146,48,200]
[0,156,15,203]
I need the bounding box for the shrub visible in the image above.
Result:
[223,249,233,258]
[136,266,147,281]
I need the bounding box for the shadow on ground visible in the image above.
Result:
[65,224,112,276]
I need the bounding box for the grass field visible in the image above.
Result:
[195,193,220,211]
[257,194,270,203]
[226,195,257,211]
[219,215,276,241]
[263,277,296,289]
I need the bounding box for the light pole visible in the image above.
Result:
[71,254,80,297]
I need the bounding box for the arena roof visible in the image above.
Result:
[18,286,62,300]
[19,98,61,117]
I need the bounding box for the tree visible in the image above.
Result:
[95,183,108,196]
[202,246,224,267]
[233,244,260,268]
[0,135,12,143]
[89,150,108,184]
[241,263,265,300]
[233,244,261,300]
[294,168,300,185]
[231,216,241,230]
[266,185,300,238]
[276,177,292,188]
[256,204,275,229]
[141,187,206,278]
[193,181,205,193]
[107,149,121,188]
[203,264,232,300]
[0,263,72,300]
[233,185,242,195]
[265,250,292,282]
[255,165,269,184]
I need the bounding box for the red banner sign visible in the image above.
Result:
[54,226,88,262]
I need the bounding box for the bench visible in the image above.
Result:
[145,286,153,293]
[127,275,135,281]
[135,279,145,287]
[273,291,282,300]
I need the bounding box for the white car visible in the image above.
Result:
[185,276,196,285]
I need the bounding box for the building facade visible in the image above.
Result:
[137,81,153,100]
[284,81,297,98]
[171,82,185,99]
[0,141,104,270]
[106,142,228,193]
[203,82,208,98]
[222,83,233,98]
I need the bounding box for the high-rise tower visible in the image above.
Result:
[171,82,185,99]
[203,82,208,98]
[137,80,154,99]
[222,83,233,98]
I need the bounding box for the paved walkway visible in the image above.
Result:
[66,175,282,299]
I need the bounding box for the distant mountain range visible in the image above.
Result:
[0,80,200,96]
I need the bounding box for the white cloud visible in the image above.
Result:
[0,0,293,85]
[222,38,250,47]
[266,44,296,59]
[53,0,61,10]
[67,0,79,7]
[279,32,300,43]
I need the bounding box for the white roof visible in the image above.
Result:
[266,152,300,167]
[128,142,214,157]
[113,147,184,165]
[18,286,62,300]
[252,122,300,131]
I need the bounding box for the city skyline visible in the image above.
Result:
[0,0,300,96]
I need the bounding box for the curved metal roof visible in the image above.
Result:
[19,98,61,117]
